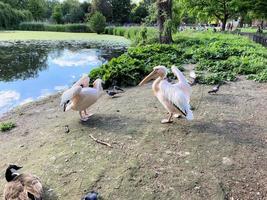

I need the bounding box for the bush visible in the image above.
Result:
[19,22,92,32]
[0,1,32,29]
[105,26,159,45]
[89,12,106,34]
[90,31,267,86]
[90,44,185,87]
[0,122,16,132]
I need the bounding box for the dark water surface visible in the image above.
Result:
[0,41,124,115]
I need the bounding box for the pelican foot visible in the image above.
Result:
[84,113,94,118]
[161,119,173,124]
[174,114,182,118]
[80,117,89,122]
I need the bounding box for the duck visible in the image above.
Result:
[60,75,104,121]
[3,164,43,200]
[139,65,193,123]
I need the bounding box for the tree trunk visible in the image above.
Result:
[221,16,228,31]
[157,0,173,44]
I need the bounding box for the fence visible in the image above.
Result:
[240,32,267,47]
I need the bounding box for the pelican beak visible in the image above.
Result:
[139,70,157,86]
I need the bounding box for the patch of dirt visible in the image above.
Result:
[0,78,266,200]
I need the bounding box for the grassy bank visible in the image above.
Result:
[0,31,131,46]
[90,30,267,85]
[19,22,92,33]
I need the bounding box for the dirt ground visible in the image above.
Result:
[0,77,266,200]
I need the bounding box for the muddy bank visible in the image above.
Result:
[0,79,266,200]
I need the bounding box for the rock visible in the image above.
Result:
[222,157,233,166]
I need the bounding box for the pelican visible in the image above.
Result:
[139,65,193,124]
[4,165,43,200]
[60,75,103,121]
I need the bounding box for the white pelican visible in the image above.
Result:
[4,165,43,200]
[60,75,103,121]
[139,65,193,124]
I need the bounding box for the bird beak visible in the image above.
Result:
[139,70,157,86]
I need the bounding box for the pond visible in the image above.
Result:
[0,41,125,116]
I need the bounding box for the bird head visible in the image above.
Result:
[60,86,82,112]
[5,164,23,182]
[139,65,168,86]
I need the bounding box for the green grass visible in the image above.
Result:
[0,31,131,46]
[0,122,16,132]
[241,27,267,33]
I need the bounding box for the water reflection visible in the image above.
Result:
[0,43,123,115]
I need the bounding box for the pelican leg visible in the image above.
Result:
[174,114,182,118]
[161,113,173,124]
[84,109,94,118]
[79,111,89,122]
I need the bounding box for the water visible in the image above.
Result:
[0,42,124,115]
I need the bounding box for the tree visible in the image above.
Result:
[27,0,45,20]
[89,11,106,34]
[129,2,148,23]
[91,0,112,22]
[111,0,131,24]
[157,0,173,44]
[183,0,239,31]
[52,4,63,24]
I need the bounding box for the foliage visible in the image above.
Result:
[129,2,148,23]
[91,0,112,22]
[0,1,32,29]
[90,44,185,86]
[52,4,63,24]
[90,31,267,86]
[19,22,92,32]
[111,0,131,24]
[27,0,45,20]
[181,0,238,30]
[88,12,106,34]
[0,122,16,132]
[104,26,159,45]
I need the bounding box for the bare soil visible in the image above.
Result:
[0,78,266,200]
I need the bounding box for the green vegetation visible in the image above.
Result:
[104,26,159,45]
[0,1,32,29]
[90,30,267,86]
[88,12,106,34]
[0,122,16,132]
[19,22,91,32]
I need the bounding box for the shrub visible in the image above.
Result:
[19,22,92,32]
[104,26,159,45]
[0,122,16,132]
[90,31,267,86]
[90,44,184,87]
[89,12,106,34]
[0,1,32,29]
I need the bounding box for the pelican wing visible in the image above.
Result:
[60,86,82,106]
[161,81,193,120]
[73,74,90,88]
[171,66,192,103]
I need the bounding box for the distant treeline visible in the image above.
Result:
[0,2,32,29]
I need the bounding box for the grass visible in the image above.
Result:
[241,27,267,34]
[0,31,131,46]
[0,122,16,132]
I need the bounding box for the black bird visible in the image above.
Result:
[106,90,119,97]
[113,86,124,92]
[82,191,98,200]
[208,82,223,94]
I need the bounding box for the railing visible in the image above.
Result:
[240,32,267,47]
